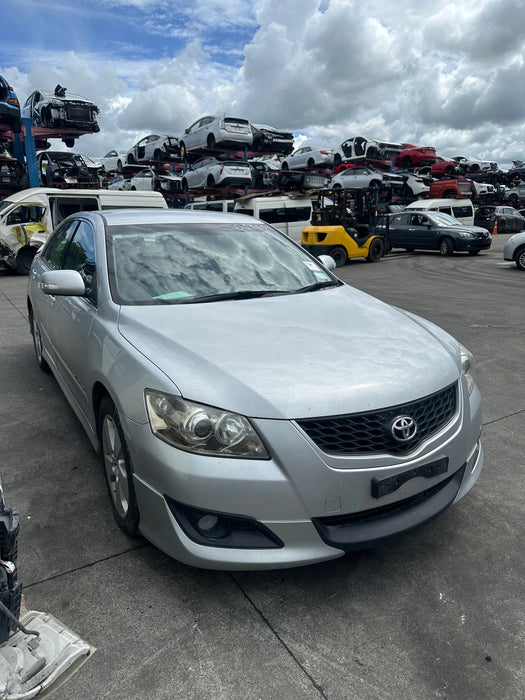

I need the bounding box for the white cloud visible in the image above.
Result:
[3,0,525,168]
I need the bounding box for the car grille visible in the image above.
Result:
[296,383,457,456]
[66,103,93,122]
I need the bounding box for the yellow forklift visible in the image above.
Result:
[301,187,389,266]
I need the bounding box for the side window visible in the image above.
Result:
[42,220,79,270]
[438,207,452,216]
[62,220,97,301]
[287,206,311,223]
[260,208,287,225]
[452,205,472,219]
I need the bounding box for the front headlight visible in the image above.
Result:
[459,343,475,395]
[145,390,269,459]
[458,231,475,238]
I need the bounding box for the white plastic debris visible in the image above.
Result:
[0,610,92,699]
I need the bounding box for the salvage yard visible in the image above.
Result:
[0,234,523,700]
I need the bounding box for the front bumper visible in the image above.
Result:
[122,380,483,570]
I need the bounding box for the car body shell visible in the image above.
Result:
[129,167,182,193]
[451,156,498,173]
[179,116,253,155]
[386,210,492,253]
[394,144,437,168]
[22,88,100,132]
[26,208,483,569]
[0,75,22,133]
[329,166,403,190]
[281,146,334,171]
[474,205,525,233]
[107,173,131,190]
[126,135,180,165]
[430,156,458,177]
[333,137,403,165]
[100,150,128,172]
[181,157,252,190]
[250,124,294,155]
[502,183,525,204]
[37,151,99,187]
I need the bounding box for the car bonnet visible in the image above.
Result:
[117,285,461,420]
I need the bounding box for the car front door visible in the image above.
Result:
[44,219,98,419]
[387,213,412,248]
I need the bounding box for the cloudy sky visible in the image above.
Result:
[1,0,524,168]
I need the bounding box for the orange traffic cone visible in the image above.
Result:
[492,219,498,235]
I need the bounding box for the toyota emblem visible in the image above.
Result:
[390,415,418,442]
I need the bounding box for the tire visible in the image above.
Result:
[369,180,381,189]
[154,149,163,161]
[281,162,289,171]
[439,237,454,256]
[307,158,315,169]
[207,134,216,149]
[116,159,122,171]
[333,154,342,166]
[29,310,50,373]
[366,237,384,262]
[130,186,136,190]
[15,247,36,275]
[509,194,519,204]
[207,175,215,188]
[444,165,455,175]
[179,142,186,160]
[470,164,480,172]
[330,246,348,267]
[64,138,75,149]
[367,147,379,159]
[98,396,140,537]
[515,246,525,270]
[127,153,136,165]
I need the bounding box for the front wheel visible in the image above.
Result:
[439,237,454,256]
[515,246,525,270]
[207,134,216,149]
[98,397,140,537]
[366,237,384,262]
[127,153,136,165]
[30,310,50,373]
[16,247,36,275]
[330,246,348,267]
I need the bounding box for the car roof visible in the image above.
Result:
[87,209,258,227]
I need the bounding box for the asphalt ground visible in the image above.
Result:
[0,232,523,700]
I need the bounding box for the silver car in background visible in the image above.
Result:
[179,115,253,158]
[27,209,483,570]
[181,157,252,191]
[126,134,180,164]
[281,145,334,171]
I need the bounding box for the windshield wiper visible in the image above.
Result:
[291,280,343,294]
[183,290,286,304]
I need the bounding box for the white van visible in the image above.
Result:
[233,193,314,242]
[404,198,475,225]
[0,187,167,274]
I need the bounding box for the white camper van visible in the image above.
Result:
[0,188,167,274]
[233,193,314,242]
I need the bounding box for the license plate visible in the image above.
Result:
[371,457,449,499]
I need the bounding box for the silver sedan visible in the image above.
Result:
[27,209,483,570]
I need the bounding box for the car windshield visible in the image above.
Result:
[426,212,464,227]
[107,222,339,305]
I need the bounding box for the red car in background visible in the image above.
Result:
[395,143,437,168]
[430,156,458,177]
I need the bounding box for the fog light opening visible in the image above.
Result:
[196,514,231,539]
